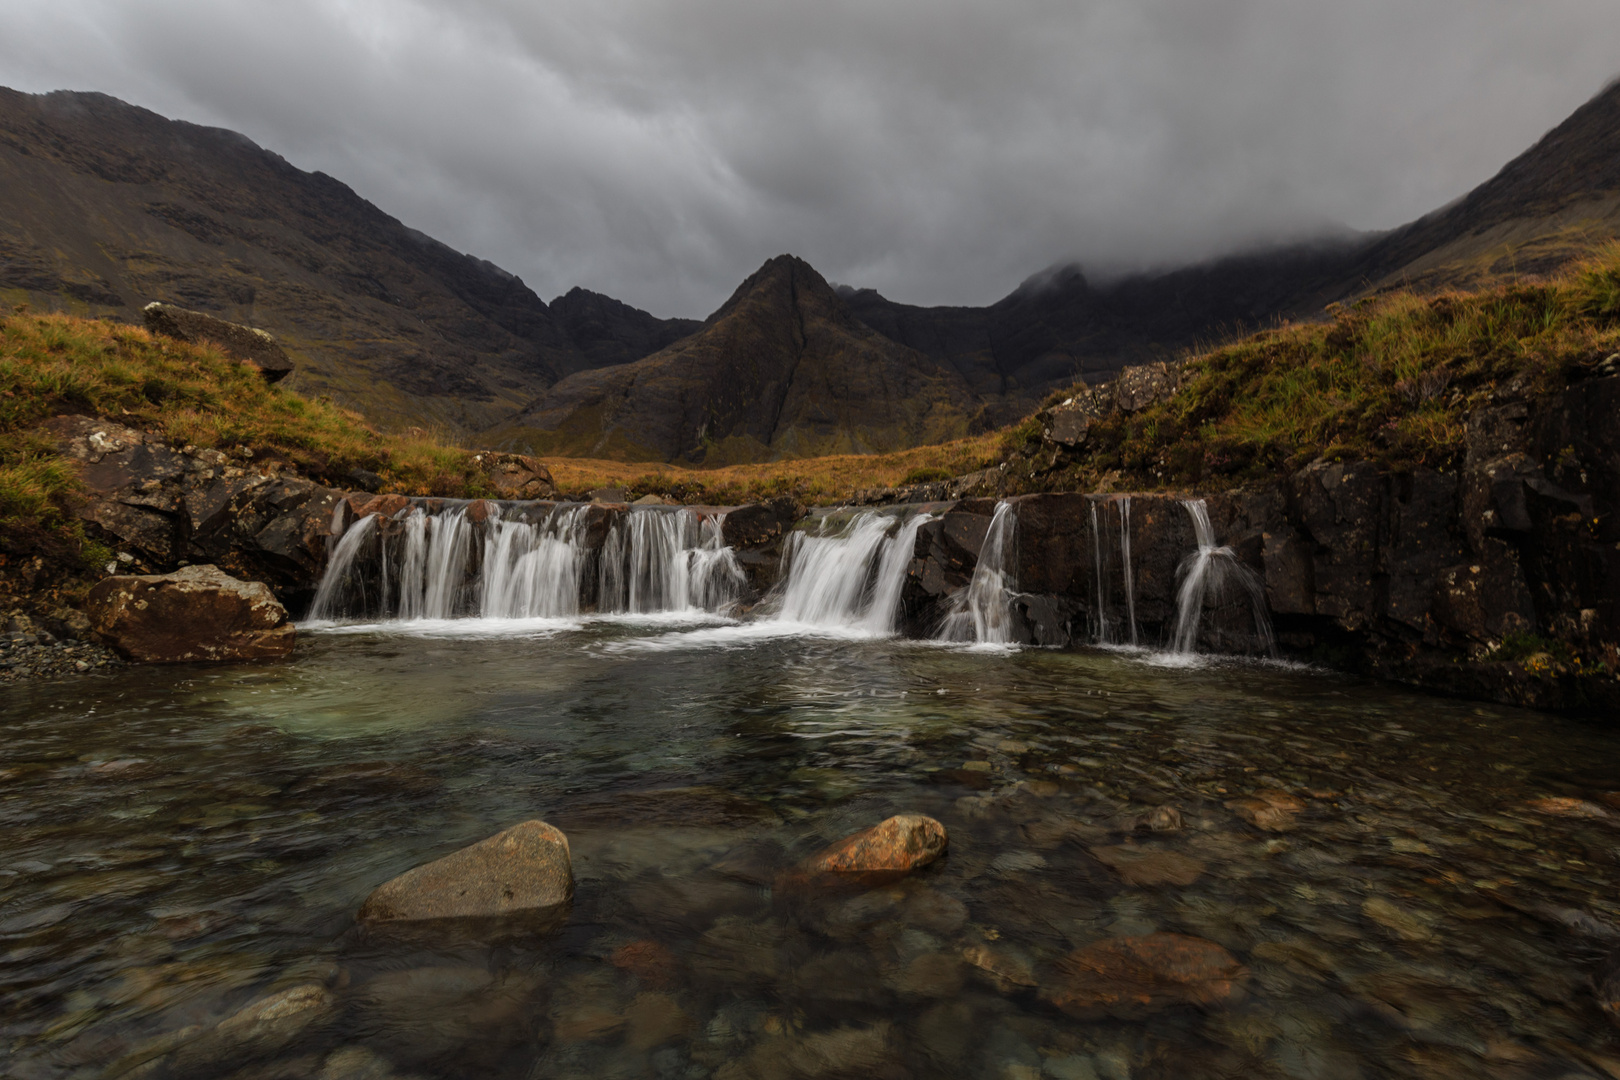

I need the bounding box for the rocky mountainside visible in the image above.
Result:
[0,89,694,433]
[493,256,987,463]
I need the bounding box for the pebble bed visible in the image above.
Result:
[0,629,123,683]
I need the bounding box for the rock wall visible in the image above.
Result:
[890,375,1620,713]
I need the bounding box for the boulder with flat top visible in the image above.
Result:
[85,565,294,662]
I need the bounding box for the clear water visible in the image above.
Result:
[3,621,1618,1079]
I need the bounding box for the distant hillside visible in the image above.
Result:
[0,89,694,433]
[492,256,986,463]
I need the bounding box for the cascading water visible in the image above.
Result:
[772,511,931,633]
[939,500,1018,645]
[598,510,745,615]
[1170,499,1276,656]
[307,502,744,622]
[1088,495,1139,646]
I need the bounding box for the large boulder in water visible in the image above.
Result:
[85,565,294,662]
[358,820,574,929]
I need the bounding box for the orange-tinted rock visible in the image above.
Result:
[611,940,679,990]
[86,565,294,663]
[358,820,572,926]
[1089,845,1206,886]
[345,492,411,521]
[1525,796,1610,819]
[806,814,948,877]
[1041,933,1245,1019]
[466,499,493,525]
[1226,789,1307,832]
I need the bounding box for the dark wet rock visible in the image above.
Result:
[86,565,294,663]
[1225,789,1306,832]
[1040,933,1245,1019]
[144,302,295,381]
[610,939,679,990]
[1088,845,1206,886]
[357,820,572,928]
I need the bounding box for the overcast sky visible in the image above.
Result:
[1,1,1616,317]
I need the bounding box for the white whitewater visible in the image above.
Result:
[939,500,1018,645]
[308,512,378,620]
[599,509,745,615]
[308,503,744,622]
[480,506,590,619]
[773,511,931,633]
[1171,499,1276,656]
[1088,495,1139,646]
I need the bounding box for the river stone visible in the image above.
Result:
[357,820,572,926]
[171,983,335,1071]
[85,565,294,663]
[1089,845,1206,886]
[1041,933,1245,1019]
[1225,789,1306,832]
[805,814,949,877]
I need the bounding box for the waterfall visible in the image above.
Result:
[1088,495,1139,646]
[307,502,745,622]
[307,513,379,621]
[598,509,746,614]
[939,500,1018,644]
[1170,499,1276,656]
[480,506,590,619]
[772,511,930,633]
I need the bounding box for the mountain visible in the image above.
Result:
[1321,75,1620,296]
[0,88,694,432]
[491,256,986,463]
[843,76,1620,420]
[3,77,1617,461]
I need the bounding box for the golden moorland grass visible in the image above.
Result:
[1002,243,1620,492]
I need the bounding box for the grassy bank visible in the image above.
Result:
[1004,245,1620,492]
[0,310,1002,566]
[0,312,490,560]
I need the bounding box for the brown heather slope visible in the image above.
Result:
[0,89,696,434]
[491,256,989,464]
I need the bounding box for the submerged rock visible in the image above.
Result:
[1225,789,1306,832]
[85,565,294,663]
[357,820,572,928]
[1040,933,1245,1019]
[1089,845,1206,886]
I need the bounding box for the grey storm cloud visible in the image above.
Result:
[1,0,1616,316]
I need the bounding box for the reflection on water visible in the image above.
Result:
[2,621,1618,1079]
